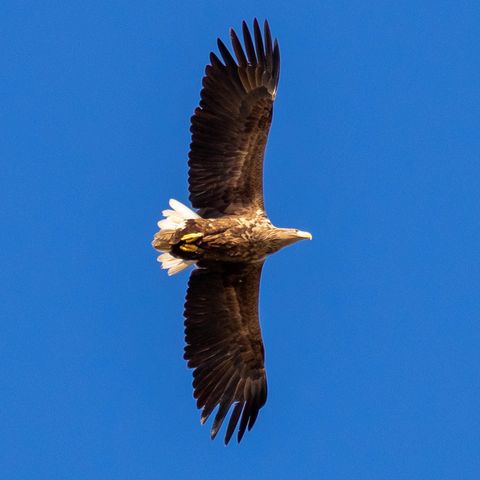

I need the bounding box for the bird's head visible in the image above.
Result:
[266,227,312,253]
[293,229,313,241]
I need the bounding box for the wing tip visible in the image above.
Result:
[242,19,279,86]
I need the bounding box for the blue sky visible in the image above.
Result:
[2,1,479,478]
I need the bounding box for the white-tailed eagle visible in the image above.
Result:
[152,19,311,444]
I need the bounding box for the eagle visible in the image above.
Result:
[152,19,311,444]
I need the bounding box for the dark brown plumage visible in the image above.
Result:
[152,19,311,444]
[184,261,266,443]
[188,19,279,217]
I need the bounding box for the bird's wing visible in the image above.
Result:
[183,261,267,444]
[188,19,280,217]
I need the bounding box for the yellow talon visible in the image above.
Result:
[180,232,203,243]
[179,243,198,253]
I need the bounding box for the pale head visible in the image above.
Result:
[265,227,312,254]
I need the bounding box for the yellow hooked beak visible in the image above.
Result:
[296,230,312,240]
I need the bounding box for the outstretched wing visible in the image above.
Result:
[188,19,280,217]
[183,261,267,444]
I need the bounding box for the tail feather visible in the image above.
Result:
[168,199,200,220]
[157,252,192,276]
[152,199,199,275]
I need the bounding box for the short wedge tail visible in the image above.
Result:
[152,199,199,275]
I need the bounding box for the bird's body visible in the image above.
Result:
[153,212,310,264]
[152,19,311,444]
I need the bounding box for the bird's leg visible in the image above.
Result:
[180,232,204,243]
[178,232,204,253]
[179,243,199,253]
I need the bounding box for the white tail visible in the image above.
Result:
[157,198,200,231]
[153,199,199,276]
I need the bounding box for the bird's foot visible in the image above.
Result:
[180,232,204,243]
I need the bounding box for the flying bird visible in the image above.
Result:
[152,19,311,444]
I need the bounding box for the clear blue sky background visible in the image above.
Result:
[2,1,479,479]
